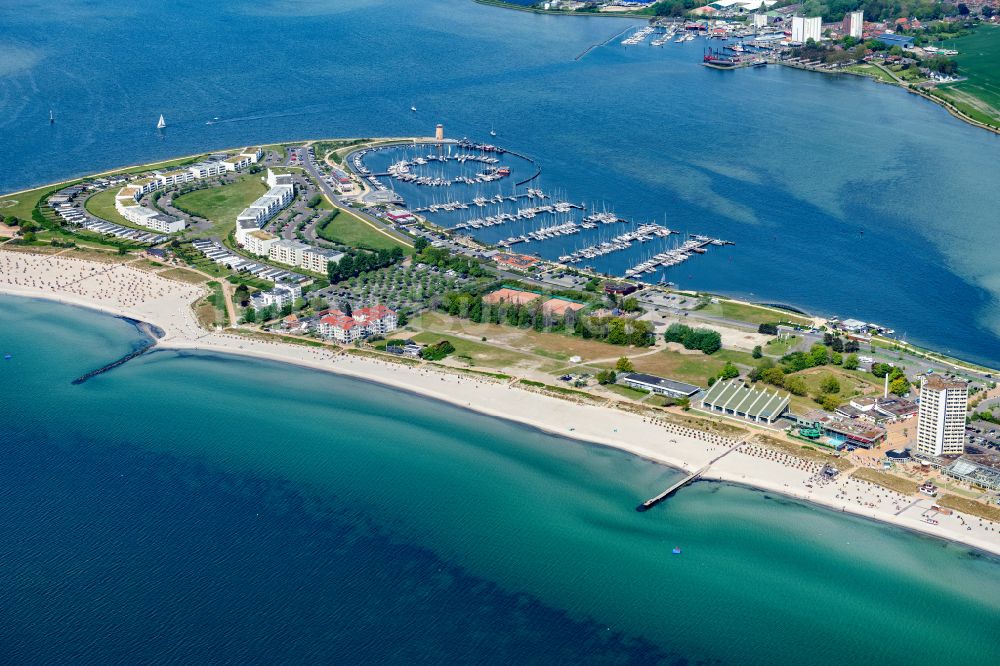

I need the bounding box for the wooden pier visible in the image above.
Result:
[636,442,743,512]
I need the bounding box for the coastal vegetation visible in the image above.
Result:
[851,467,919,494]
[663,323,722,355]
[693,299,812,327]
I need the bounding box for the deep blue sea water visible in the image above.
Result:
[1,0,999,365]
[2,295,1000,664]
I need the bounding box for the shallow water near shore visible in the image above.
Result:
[2,294,999,664]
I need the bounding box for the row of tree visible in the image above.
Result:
[437,291,655,347]
[327,247,405,283]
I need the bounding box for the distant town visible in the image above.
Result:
[481,0,1000,131]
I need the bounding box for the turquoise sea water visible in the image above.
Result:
[2,295,999,664]
[1,0,1000,365]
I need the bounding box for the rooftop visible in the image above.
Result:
[621,373,700,396]
[922,375,968,391]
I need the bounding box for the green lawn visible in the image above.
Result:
[694,299,812,326]
[0,182,73,221]
[843,64,895,84]
[84,188,141,228]
[937,25,1000,126]
[764,335,797,356]
[315,208,411,253]
[605,384,650,401]
[173,175,268,238]
[784,365,881,414]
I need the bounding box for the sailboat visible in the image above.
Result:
[489,123,497,137]
[49,110,55,125]
[156,114,166,130]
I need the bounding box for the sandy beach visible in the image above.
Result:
[2,248,998,557]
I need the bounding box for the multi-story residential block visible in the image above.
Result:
[916,375,968,457]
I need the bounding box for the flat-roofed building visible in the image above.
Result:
[916,375,968,457]
[249,282,302,310]
[300,246,344,274]
[155,168,195,188]
[244,230,279,257]
[620,373,700,399]
[943,455,1000,491]
[187,160,227,179]
[268,239,307,267]
[114,198,186,233]
[791,15,821,43]
[234,169,295,245]
[843,10,863,38]
[700,379,790,424]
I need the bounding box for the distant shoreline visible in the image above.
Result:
[472,0,645,18]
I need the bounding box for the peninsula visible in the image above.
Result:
[2,137,999,558]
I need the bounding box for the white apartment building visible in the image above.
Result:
[844,10,863,39]
[791,16,822,43]
[916,375,968,457]
[234,169,295,245]
[266,239,343,274]
[114,199,186,233]
[751,13,767,30]
[300,246,344,274]
[249,283,302,310]
[268,239,307,267]
[244,230,279,256]
[222,147,264,172]
[112,147,263,235]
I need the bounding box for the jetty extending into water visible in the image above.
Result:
[625,234,733,277]
[71,319,162,385]
[636,442,743,512]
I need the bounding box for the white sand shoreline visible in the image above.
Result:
[3,249,999,558]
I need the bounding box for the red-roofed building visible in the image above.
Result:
[317,305,398,342]
[492,253,539,270]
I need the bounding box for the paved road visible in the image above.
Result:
[295,144,413,248]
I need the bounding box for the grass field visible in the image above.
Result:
[0,182,74,221]
[755,434,851,470]
[694,299,812,326]
[84,188,141,228]
[605,384,650,401]
[622,348,759,387]
[936,25,1000,126]
[843,63,896,84]
[784,365,882,413]
[194,281,229,329]
[411,330,554,372]
[938,493,1000,523]
[411,311,663,366]
[159,267,208,284]
[173,175,267,238]
[316,208,411,253]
